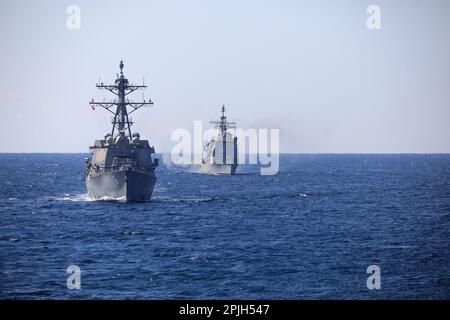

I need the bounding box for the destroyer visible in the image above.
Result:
[85,61,158,201]
[200,105,238,175]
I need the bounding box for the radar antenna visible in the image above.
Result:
[89,60,153,138]
[209,104,236,137]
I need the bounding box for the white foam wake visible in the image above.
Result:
[45,194,126,202]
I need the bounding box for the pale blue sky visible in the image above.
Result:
[1,0,449,152]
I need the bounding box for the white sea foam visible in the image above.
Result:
[381,245,418,249]
[152,196,218,203]
[50,194,94,202]
[46,194,126,202]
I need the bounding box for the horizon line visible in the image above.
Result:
[1,152,450,155]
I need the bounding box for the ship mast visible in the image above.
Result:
[210,104,236,138]
[89,61,153,138]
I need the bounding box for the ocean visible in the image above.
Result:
[0,153,449,299]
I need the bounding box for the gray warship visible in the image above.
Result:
[200,105,238,175]
[85,61,158,202]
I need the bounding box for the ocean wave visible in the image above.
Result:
[264,192,308,200]
[43,194,128,202]
[42,194,95,202]
[122,231,144,236]
[381,245,418,249]
[152,196,221,203]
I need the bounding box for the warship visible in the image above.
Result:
[85,61,158,202]
[200,105,238,175]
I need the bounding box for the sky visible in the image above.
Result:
[0,0,449,153]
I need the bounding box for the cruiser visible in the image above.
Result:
[200,105,238,175]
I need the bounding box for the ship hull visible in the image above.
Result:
[199,163,238,175]
[86,169,156,202]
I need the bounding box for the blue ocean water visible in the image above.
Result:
[0,153,449,299]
